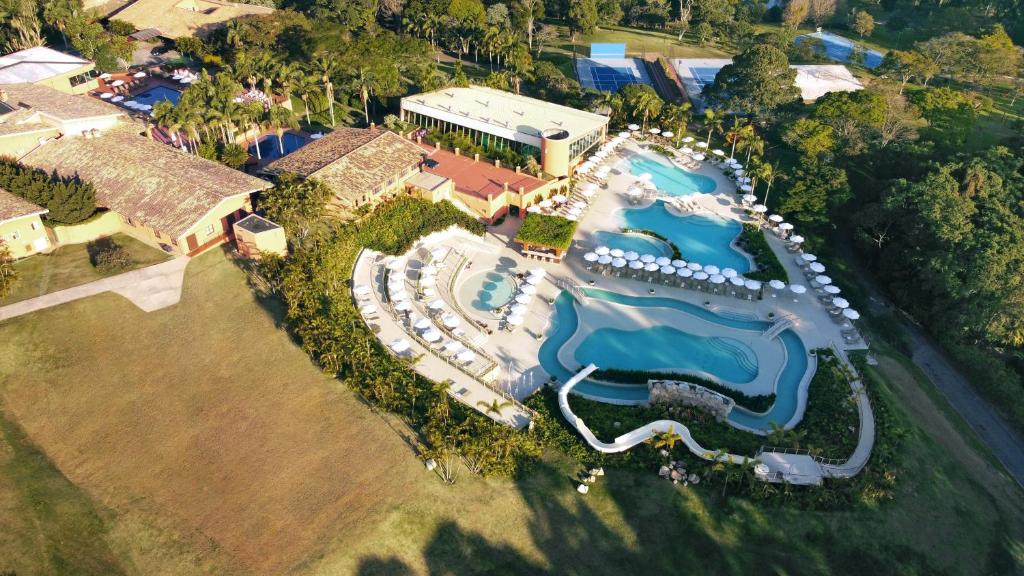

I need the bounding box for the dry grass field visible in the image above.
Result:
[1,250,1022,575]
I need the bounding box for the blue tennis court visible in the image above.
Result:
[689,67,721,88]
[590,66,640,92]
[576,57,652,92]
[795,32,883,68]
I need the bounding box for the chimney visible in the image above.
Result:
[503,182,509,193]
[369,122,376,130]
[518,186,524,195]
[515,166,521,174]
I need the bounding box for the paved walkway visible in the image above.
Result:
[0,257,190,322]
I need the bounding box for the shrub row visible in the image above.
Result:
[737,223,789,283]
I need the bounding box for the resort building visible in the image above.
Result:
[112,0,275,39]
[0,188,49,259]
[400,86,609,178]
[0,46,98,95]
[264,126,426,213]
[0,83,271,256]
[233,214,287,259]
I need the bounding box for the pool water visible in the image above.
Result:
[133,85,182,106]
[625,153,717,196]
[539,289,812,431]
[620,201,751,272]
[248,132,307,160]
[457,270,516,317]
[592,230,672,258]
[794,31,883,68]
[575,326,758,383]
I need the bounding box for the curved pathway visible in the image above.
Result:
[558,364,751,464]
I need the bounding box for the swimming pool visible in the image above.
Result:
[574,326,758,383]
[620,201,751,272]
[592,230,672,258]
[248,132,307,160]
[539,289,812,431]
[457,270,516,318]
[794,31,883,69]
[133,85,182,106]
[625,153,717,196]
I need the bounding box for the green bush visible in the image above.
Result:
[514,213,577,251]
[88,238,132,274]
[0,159,96,225]
[106,19,136,36]
[620,228,682,260]
[737,224,788,282]
[940,338,1024,433]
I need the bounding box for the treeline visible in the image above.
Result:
[259,196,543,479]
[0,158,95,225]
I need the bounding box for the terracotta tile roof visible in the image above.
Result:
[1,82,124,121]
[420,145,546,200]
[0,106,53,138]
[266,127,427,207]
[22,126,271,238]
[0,186,47,222]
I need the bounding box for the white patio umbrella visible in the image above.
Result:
[677,268,693,278]
[660,265,676,275]
[769,279,786,290]
[682,146,693,153]
[768,214,784,223]
[360,304,377,315]
[640,254,656,263]
[649,127,661,134]
[644,263,660,272]
[394,300,412,312]
[687,262,702,271]
[453,349,476,364]
[595,246,610,256]
[637,173,653,182]
[778,222,794,231]
[815,275,833,285]
[527,205,542,213]
[696,141,708,148]
[734,169,745,176]
[353,284,371,296]
[843,309,861,320]
[703,264,720,275]
[520,284,537,295]
[789,284,807,294]
[740,184,753,192]
[584,252,599,262]
[111,95,124,102]
[672,259,687,268]
[629,260,644,270]
[712,149,725,156]
[729,276,745,287]
[625,251,640,261]
[662,131,674,138]
[709,274,725,284]
[598,254,613,265]
[721,267,737,278]
[789,235,805,244]
[583,182,599,193]
[100,92,113,99]
[506,314,524,326]
[682,136,695,143]
[693,271,709,281]
[618,131,631,138]
[576,164,592,175]
[422,329,442,342]
[390,289,409,301]
[442,313,461,328]
[809,262,826,273]
[414,317,432,330]
[628,123,640,131]
[741,193,757,203]
[428,299,445,310]
[444,341,465,353]
[752,204,768,214]
[832,297,850,309]
[111,79,125,86]
[515,293,532,305]
[824,285,841,295]
[390,339,411,353]
[692,154,706,161]
[552,194,568,203]
[611,257,627,268]
[609,248,625,258]
[801,253,817,262]
[744,279,762,291]
[655,256,671,266]
[539,199,553,208]
[419,275,436,286]
[526,274,544,285]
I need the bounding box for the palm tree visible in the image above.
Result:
[312,53,338,127]
[477,398,513,416]
[293,73,321,127]
[725,117,752,160]
[647,426,683,451]
[267,105,299,155]
[152,101,185,151]
[660,102,692,144]
[755,161,779,206]
[742,132,765,164]
[239,102,265,161]
[0,0,42,51]
[347,64,376,125]
[703,108,722,148]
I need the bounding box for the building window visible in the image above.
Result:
[204,224,215,236]
[10,231,20,240]
[30,221,40,231]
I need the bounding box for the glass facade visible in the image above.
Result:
[404,110,541,160]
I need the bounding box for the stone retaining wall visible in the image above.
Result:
[648,379,735,421]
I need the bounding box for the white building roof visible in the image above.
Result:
[0,46,92,85]
[672,59,863,105]
[401,86,608,147]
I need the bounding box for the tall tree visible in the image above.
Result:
[703,44,798,117]
[567,0,599,40]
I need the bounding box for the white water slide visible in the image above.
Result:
[558,364,751,464]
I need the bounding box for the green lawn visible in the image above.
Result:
[0,251,1022,574]
[2,233,170,305]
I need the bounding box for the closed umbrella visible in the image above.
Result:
[815,275,832,285]
[625,251,640,261]
[704,264,720,275]
[584,252,599,262]
[843,309,861,320]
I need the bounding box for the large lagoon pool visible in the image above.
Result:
[539,289,812,431]
[626,153,717,196]
[592,230,672,258]
[621,200,751,272]
[575,326,758,383]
